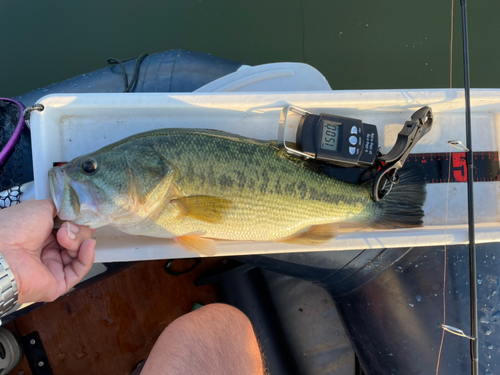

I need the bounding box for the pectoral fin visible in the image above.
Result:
[175,235,217,256]
[278,223,338,245]
[171,196,232,224]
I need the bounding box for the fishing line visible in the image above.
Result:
[436,3,458,366]
[435,144,452,375]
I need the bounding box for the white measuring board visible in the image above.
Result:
[30,90,500,261]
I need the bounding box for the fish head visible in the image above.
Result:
[49,145,174,228]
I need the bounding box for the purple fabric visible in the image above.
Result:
[0,98,26,167]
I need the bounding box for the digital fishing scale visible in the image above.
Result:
[278,106,433,201]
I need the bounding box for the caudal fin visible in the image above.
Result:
[370,167,427,229]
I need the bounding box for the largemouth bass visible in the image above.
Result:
[48,128,426,255]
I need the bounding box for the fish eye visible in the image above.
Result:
[82,158,98,174]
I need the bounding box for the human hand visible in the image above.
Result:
[0,199,95,304]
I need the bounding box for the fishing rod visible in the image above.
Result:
[460,0,479,373]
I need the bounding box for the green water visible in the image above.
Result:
[1,0,499,97]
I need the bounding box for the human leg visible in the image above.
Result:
[141,303,265,375]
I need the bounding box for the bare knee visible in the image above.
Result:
[164,303,261,363]
[143,304,264,375]
[170,303,253,335]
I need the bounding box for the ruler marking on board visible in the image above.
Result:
[405,151,500,183]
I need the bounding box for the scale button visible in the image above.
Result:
[349,136,357,145]
[351,126,358,134]
[349,147,356,155]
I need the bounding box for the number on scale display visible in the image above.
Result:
[321,121,340,151]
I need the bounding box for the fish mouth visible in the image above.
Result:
[49,167,99,222]
[48,167,65,214]
[49,167,81,220]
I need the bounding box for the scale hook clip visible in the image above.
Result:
[372,106,433,202]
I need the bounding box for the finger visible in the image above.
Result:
[0,199,58,249]
[57,222,94,257]
[60,248,74,266]
[13,199,57,219]
[63,239,96,291]
[39,199,58,219]
[40,244,67,301]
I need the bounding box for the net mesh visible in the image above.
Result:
[0,100,24,208]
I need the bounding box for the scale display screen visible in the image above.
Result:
[320,121,340,151]
[295,110,378,168]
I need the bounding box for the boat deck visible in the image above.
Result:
[7,259,223,375]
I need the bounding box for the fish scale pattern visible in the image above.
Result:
[141,129,376,241]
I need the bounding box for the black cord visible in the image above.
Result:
[164,259,201,276]
[107,53,148,93]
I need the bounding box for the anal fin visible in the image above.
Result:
[175,235,217,256]
[278,223,338,246]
